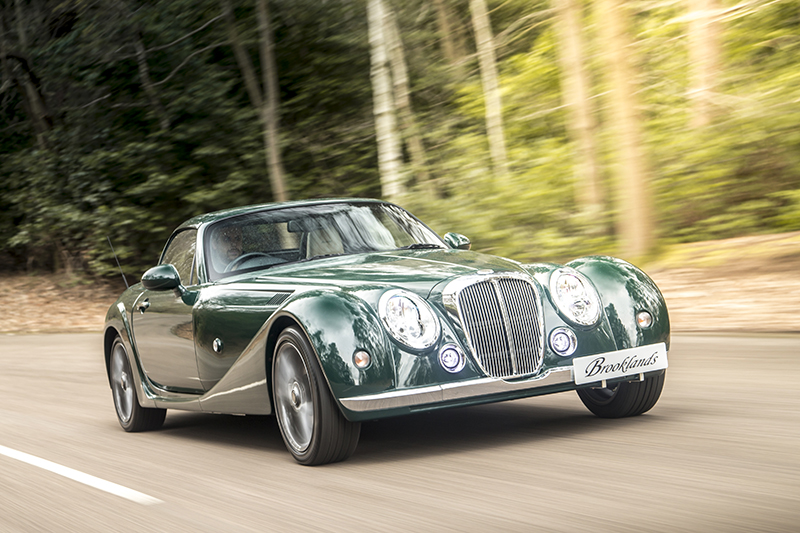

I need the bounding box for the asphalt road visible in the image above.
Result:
[0,333,798,532]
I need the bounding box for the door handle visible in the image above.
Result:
[137,300,150,314]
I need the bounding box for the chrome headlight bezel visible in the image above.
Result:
[550,327,578,356]
[549,268,602,327]
[378,289,440,350]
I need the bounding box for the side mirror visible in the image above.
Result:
[443,232,471,250]
[141,264,182,291]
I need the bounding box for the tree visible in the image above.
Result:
[0,8,52,149]
[367,0,403,200]
[469,0,509,182]
[256,0,286,201]
[686,0,722,128]
[596,0,654,258]
[220,0,288,201]
[133,35,171,132]
[3,0,800,275]
[432,0,467,73]
[385,7,431,190]
[552,0,603,220]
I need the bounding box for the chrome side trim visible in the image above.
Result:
[339,367,574,412]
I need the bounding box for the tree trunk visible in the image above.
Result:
[1,10,50,148]
[469,0,509,182]
[220,0,262,109]
[596,0,654,259]
[256,0,288,202]
[552,0,603,219]
[13,0,27,50]
[219,0,289,202]
[385,7,431,190]
[367,0,403,200]
[432,0,466,72]
[686,0,722,128]
[134,36,171,131]
[433,0,457,63]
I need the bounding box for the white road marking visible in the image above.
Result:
[0,444,163,505]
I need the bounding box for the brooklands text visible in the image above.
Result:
[582,352,659,378]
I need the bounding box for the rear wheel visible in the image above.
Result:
[577,371,665,418]
[272,327,360,465]
[109,337,166,432]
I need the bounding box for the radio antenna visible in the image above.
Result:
[107,236,129,289]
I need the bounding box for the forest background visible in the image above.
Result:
[2,0,800,281]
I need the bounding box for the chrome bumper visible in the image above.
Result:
[339,367,574,413]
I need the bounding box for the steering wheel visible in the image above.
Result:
[224,252,279,272]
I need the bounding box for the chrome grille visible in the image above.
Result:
[455,276,543,378]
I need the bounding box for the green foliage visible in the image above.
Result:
[2,0,800,276]
[640,0,800,242]
[405,15,611,263]
[0,0,381,275]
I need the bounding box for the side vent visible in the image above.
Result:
[267,292,292,306]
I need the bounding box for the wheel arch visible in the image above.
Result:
[104,300,133,389]
[266,290,396,417]
[103,326,120,388]
[102,302,158,408]
[567,256,670,351]
[264,313,304,401]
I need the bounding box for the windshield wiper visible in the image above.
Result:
[398,243,445,250]
[305,253,346,261]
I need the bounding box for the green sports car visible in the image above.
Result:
[104,199,669,465]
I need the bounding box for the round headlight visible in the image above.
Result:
[379,290,440,350]
[549,268,601,326]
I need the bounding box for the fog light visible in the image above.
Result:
[353,350,371,369]
[550,328,577,356]
[636,311,653,329]
[439,345,465,373]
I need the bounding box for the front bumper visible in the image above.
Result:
[339,366,574,413]
[339,342,669,416]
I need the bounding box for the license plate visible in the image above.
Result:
[572,343,668,386]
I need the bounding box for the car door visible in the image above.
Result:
[132,229,204,392]
[194,217,298,389]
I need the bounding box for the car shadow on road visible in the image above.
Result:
[157,412,287,454]
[149,395,664,465]
[351,399,660,465]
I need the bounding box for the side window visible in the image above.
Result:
[161,229,197,285]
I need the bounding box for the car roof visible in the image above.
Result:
[176,197,389,230]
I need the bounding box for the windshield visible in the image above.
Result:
[204,202,445,280]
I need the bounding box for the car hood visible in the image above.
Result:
[239,249,529,296]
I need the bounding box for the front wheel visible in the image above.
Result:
[109,336,166,431]
[577,371,665,418]
[272,327,360,465]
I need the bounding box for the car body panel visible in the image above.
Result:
[130,289,203,392]
[193,285,287,389]
[567,256,671,350]
[104,199,670,426]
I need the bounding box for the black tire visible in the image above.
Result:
[577,371,665,418]
[272,327,360,465]
[109,336,166,432]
